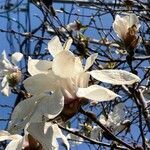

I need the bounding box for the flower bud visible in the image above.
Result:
[113,14,141,54]
[7,70,21,87]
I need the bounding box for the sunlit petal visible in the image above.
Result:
[90,70,140,85]
[48,36,63,58]
[63,37,73,51]
[28,57,52,76]
[126,14,140,28]
[5,135,23,150]
[74,72,90,88]
[0,130,23,150]
[52,51,82,78]
[75,57,84,73]
[52,124,70,150]
[1,81,10,96]
[77,85,119,102]
[0,130,11,141]
[1,50,13,70]
[113,15,128,39]
[11,52,23,65]
[84,53,98,71]
[27,122,54,150]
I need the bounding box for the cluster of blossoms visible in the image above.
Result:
[0,13,143,150]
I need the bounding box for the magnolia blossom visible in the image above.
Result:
[0,51,23,96]
[113,13,140,51]
[23,36,140,112]
[90,103,129,140]
[24,36,121,105]
[100,103,126,131]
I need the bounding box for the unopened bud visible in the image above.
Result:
[124,25,140,54]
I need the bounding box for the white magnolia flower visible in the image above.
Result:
[8,36,140,149]
[0,50,23,96]
[113,13,141,51]
[24,36,141,105]
[24,36,120,105]
[90,103,129,140]
[99,103,126,132]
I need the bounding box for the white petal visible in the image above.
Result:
[11,52,23,65]
[74,72,90,88]
[60,78,75,98]
[126,14,139,28]
[28,57,52,76]
[77,85,120,102]
[52,51,82,78]
[63,38,73,51]
[1,50,13,70]
[75,57,84,73]
[23,72,58,95]
[113,15,128,40]
[90,70,140,85]
[52,124,70,150]
[1,75,7,88]
[27,122,68,150]
[84,53,98,71]
[48,36,63,58]
[30,90,64,122]
[0,130,11,141]
[5,135,23,150]
[27,122,54,150]
[0,130,23,150]
[1,81,10,96]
